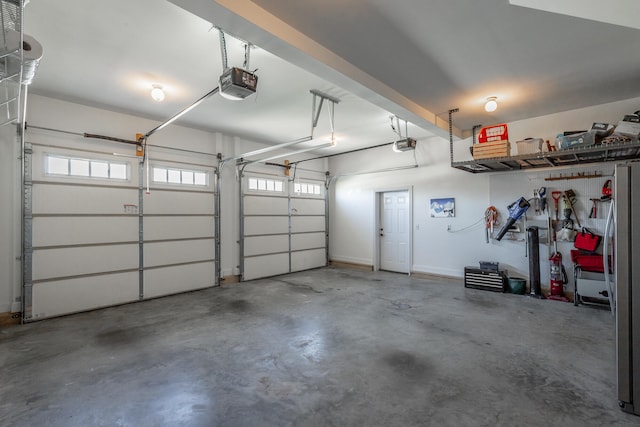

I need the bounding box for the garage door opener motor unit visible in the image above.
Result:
[394,137,416,151]
[220,67,258,100]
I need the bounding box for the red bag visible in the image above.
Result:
[574,228,602,253]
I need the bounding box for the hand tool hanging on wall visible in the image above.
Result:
[588,180,613,218]
[589,198,599,218]
[563,189,581,228]
[533,189,541,215]
[495,197,530,241]
[551,191,562,220]
[538,187,547,213]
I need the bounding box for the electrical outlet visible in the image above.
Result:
[447,225,451,232]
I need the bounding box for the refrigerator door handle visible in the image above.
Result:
[604,200,615,314]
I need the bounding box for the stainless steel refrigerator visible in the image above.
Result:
[610,161,640,415]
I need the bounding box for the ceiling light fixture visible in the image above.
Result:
[151,84,165,102]
[485,96,498,112]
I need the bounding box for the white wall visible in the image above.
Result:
[329,97,640,290]
[329,137,490,277]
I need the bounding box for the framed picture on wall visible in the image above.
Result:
[430,197,455,217]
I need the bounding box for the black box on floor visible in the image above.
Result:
[464,267,507,292]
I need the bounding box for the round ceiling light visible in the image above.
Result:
[151,84,165,102]
[485,96,498,112]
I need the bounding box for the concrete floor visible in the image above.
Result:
[1,267,638,427]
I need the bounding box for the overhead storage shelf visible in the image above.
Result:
[451,139,640,173]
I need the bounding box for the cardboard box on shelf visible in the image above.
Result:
[472,140,510,159]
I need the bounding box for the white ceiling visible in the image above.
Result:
[24,0,640,155]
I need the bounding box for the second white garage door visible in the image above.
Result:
[241,173,327,281]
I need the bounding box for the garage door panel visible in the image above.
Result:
[244,235,288,257]
[32,244,138,281]
[27,145,219,320]
[291,232,325,251]
[291,198,324,215]
[291,249,326,272]
[291,216,325,233]
[31,272,139,319]
[243,253,289,280]
[33,185,138,215]
[144,239,215,267]
[144,216,214,240]
[244,217,288,235]
[244,195,288,215]
[33,217,137,247]
[144,190,214,215]
[144,262,215,299]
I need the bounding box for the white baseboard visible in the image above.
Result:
[412,264,464,278]
[329,255,372,266]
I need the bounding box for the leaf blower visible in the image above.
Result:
[495,197,530,241]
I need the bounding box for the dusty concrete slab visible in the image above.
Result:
[0,267,636,426]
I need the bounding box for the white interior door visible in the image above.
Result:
[380,190,410,273]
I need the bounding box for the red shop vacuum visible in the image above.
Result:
[548,250,569,302]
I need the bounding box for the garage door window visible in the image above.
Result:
[294,182,322,196]
[152,166,208,186]
[247,177,284,193]
[46,154,129,180]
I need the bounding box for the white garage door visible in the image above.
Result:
[241,172,327,281]
[23,138,217,321]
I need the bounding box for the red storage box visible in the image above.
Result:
[478,124,509,143]
[570,249,611,273]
